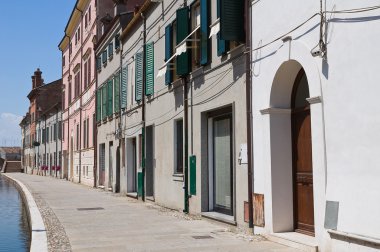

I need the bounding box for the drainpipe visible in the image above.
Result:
[44,115,47,176]
[67,34,72,181]
[141,12,147,201]
[245,0,254,230]
[55,106,59,178]
[118,26,123,193]
[94,42,98,188]
[76,6,83,184]
[183,0,189,214]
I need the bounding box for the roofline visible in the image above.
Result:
[120,0,153,42]
[58,0,89,51]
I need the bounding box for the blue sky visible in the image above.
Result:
[0,0,76,146]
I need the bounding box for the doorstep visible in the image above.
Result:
[201,212,236,226]
[126,192,138,199]
[265,232,318,252]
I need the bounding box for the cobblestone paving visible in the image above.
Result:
[31,190,72,252]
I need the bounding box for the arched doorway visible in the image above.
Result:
[291,69,314,236]
[267,60,316,235]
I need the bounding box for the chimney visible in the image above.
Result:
[114,0,127,16]
[134,5,140,16]
[32,68,43,88]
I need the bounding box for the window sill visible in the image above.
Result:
[115,47,120,54]
[108,55,113,61]
[173,173,184,182]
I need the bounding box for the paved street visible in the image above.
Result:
[7,173,298,252]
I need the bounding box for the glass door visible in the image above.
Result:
[213,114,233,215]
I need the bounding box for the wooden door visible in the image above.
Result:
[291,69,314,236]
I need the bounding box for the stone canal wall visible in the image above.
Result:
[2,174,48,252]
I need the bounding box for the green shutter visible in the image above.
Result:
[176,7,190,76]
[145,42,154,96]
[165,24,173,85]
[190,155,196,195]
[200,0,210,65]
[114,73,120,112]
[217,0,229,56]
[121,66,128,109]
[220,0,245,42]
[135,52,143,102]
[107,80,113,116]
[109,42,114,57]
[102,84,107,120]
[96,89,101,122]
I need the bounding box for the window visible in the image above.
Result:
[54,123,57,141]
[63,90,65,109]
[87,56,91,87]
[42,129,46,143]
[74,71,80,98]
[191,1,201,70]
[107,79,113,116]
[135,52,143,101]
[96,89,101,122]
[114,74,120,112]
[96,57,102,71]
[175,119,184,174]
[86,117,89,148]
[62,122,65,141]
[176,7,190,76]
[84,56,91,89]
[145,42,154,96]
[68,79,72,103]
[102,50,107,64]
[108,42,113,58]
[58,121,62,140]
[115,34,120,50]
[88,5,91,23]
[85,13,88,28]
[102,84,107,120]
[83,119,87,149]
[46,127,49,143]
[63,56,66,67]
[69,42,72,55]
[121,66,128,109]
[76,124,80,150]
[217,0,245,55]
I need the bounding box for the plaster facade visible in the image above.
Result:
[251,0,380,250]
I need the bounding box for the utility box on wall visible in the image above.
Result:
[190,155,196,195]
[138,172,143,197]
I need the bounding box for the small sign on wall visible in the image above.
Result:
[239,143,248,164]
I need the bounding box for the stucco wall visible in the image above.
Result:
[251,0,380,250]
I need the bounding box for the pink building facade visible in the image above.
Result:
[59,0,113,186]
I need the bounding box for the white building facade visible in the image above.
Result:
[251,0,380,251]
[116,0,249,226]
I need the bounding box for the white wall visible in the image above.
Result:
[251,0,380,250]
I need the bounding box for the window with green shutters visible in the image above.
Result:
[145,42,154,96]
[164,24,173,85]
[107,80,113,116]
[121,66,128,109]
[108,42,114,58]
[96,89,101,122]
[200,0,210,65]
[135,52,143,102]
[102,50,107,64]
[101,84,107,120]
[114,73,120,112]
[217,0,229,56]
[176,7,190,76]
[115,34,120,50]
[96,57,102,71]
[219,0,245,42]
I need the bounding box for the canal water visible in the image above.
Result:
[0,175,30,252]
